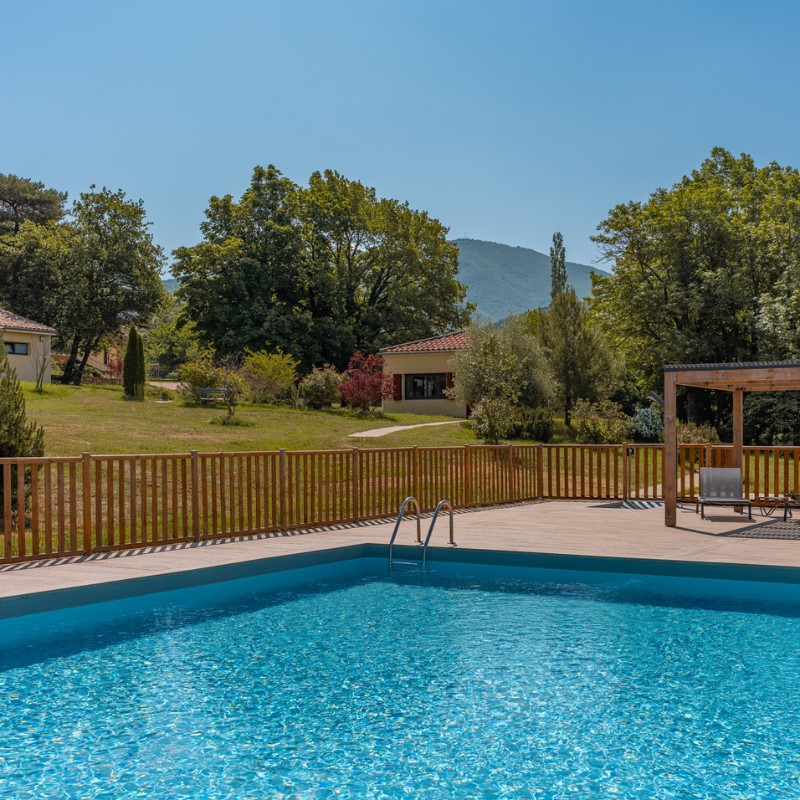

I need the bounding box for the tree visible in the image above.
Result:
[534,288,612,425]
[339,352,392,414]
[141,294,207,376]
[174,165,473,371]
[448,320,555,442]
[591,148,800,399]
[122,324,145,400]
[0,186,164,386]
[0,174,66,235]
[0,333,45,526]
[550,231,567,300]
[59,187,165,385]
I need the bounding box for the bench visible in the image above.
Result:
[199,387,232,404]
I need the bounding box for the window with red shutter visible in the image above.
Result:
[392,373,402,401]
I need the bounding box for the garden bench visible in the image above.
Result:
[199,387,232,404]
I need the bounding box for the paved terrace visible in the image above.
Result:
[2,500,800,606]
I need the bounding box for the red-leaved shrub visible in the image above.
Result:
[340,351,393,413]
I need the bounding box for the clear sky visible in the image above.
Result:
[4,0,800,269]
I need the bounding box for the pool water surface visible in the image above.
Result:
[2,557,800,799]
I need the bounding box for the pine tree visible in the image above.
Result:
[0,334,45,526]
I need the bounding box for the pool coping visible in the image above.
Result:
[4,540,800,620]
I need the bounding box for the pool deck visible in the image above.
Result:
[2,500,800,605]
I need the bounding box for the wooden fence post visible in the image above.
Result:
[621,445,629,501]
[537,444,545,499]
[82,452,93,554]
[351,448,360,522]
[190,450,200,541]
[412,446,420,507]
[279,449,288,531]
[508,444,516,501]
[464,445,473,507]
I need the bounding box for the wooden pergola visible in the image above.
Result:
[664,361,800,526]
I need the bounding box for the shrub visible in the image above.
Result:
[676,422,720,444]
[177,357,220,403]
[0,334,45,525]
[470,398,515,444]
[572,399,631,444]
[177,357,247,413]
[240,349,299,404]
[630,406,663,443]
[507,406,554,442]
[340,352,393,414]
[300,365,342,409]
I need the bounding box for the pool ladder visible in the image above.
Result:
[388,496,455,571]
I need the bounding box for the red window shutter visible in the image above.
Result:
[393,373,402,401]
[446,372,454,389]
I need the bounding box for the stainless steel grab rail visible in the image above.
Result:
[388,496,421,568]
[421,499,456,570]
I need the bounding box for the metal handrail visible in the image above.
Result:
[421,499,456,570]
[388,496,421,568]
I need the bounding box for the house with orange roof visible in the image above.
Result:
[380,331,468,417]
[0,309,56,384]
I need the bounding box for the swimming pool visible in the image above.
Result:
[2,551,800,799]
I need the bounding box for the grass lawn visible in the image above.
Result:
[22,383,478,456]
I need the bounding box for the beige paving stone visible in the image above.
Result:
[1,501,799,605]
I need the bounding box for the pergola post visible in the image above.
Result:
[663,360,800,526]
[731,389,744,469]
[664,371,678,527]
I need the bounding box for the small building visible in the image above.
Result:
[381,331,468,417]
[0,309,56,384]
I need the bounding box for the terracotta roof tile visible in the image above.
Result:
[380,331,468,354]
[0,308,57,335]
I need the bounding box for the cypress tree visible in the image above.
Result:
[137,328,146,400]
[0,334,45,525]
[123,324,145,400]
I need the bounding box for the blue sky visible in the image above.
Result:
[4,1,799,269]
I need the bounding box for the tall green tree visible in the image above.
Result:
[534,289,611,425]
[0,174,66,235]
[591,148,800,396]
[0,186,164,385]
[59,187,165,384]
[122,324,146,400]
[174,165,473,371]
[550,231,567,300]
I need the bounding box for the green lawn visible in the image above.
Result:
[22,383,477,456]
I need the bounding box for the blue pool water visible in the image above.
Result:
[2,557,800,799]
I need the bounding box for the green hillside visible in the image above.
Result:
[162,238,604,321]
[453,238,604,320]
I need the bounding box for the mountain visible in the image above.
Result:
[161,239,606,320]
[453,238,605,320]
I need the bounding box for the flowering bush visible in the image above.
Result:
[339,352,393,414]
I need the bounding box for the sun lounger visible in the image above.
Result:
[696,468,752,520]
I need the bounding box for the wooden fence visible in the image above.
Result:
[1,443,797,564]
